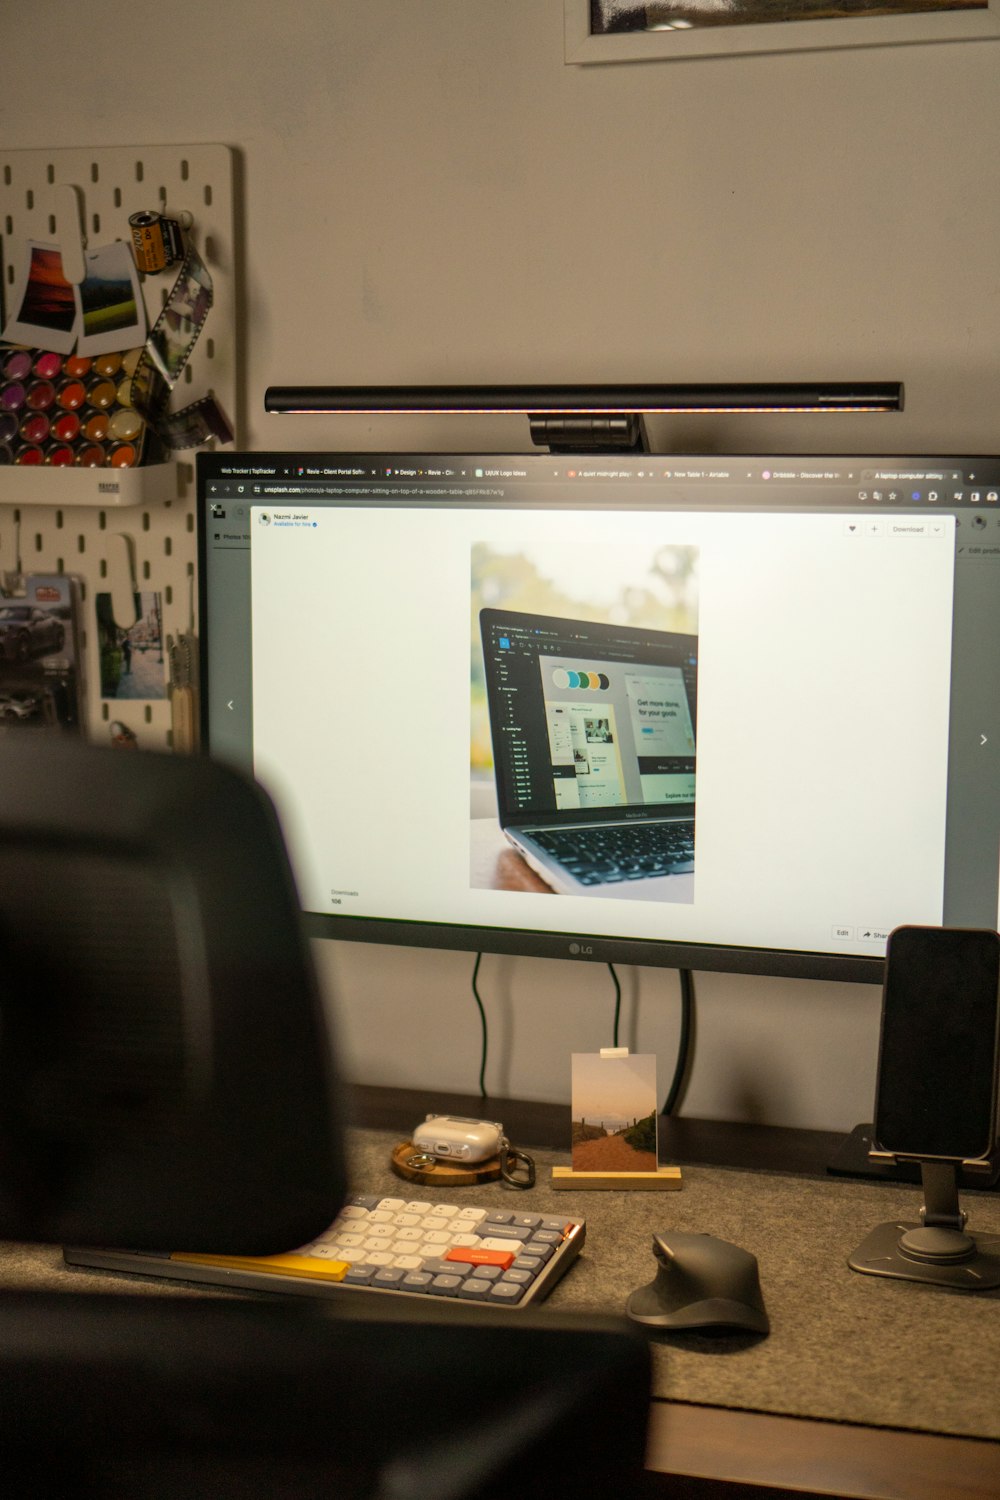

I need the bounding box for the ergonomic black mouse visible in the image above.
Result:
[626,1230,770,1335]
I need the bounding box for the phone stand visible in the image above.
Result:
[849,1160,1000,1289]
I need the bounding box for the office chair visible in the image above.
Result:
[0,741,650,1498]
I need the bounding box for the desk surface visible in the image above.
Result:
[6,1089,1000,1499]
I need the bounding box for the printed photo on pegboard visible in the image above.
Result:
[0,574,85,734]
[96,590,167,701]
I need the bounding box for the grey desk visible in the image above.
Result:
[8,1086,1000,1499]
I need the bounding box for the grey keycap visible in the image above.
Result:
[488,1281,526,1303]
[457,1277,494,1300]
[428,1274,464,1296]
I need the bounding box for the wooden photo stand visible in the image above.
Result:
[551,1163,682,1191]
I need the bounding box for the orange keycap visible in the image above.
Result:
[446,1247,514,1270]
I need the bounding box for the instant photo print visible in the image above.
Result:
[2,242,78,354]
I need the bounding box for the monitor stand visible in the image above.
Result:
[828,1124,1000,1189]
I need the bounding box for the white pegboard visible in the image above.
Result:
[0,143,236,748]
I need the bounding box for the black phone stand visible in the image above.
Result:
[849,1159,1000,1290]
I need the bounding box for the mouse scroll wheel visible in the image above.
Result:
[652,1235,675,1266]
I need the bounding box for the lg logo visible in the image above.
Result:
[569,941,594,956]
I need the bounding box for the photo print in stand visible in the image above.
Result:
[471,526,699,902]
[571,1052,659,1174]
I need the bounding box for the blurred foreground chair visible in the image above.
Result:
[0,741,650,1498]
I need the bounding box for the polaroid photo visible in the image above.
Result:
[2,241,78,354]
[75,241,147,357]
[571,1052,659,1173]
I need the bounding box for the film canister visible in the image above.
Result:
[129,210,183,274]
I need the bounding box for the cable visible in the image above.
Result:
[662,968,695,1116]
[471,951,488,1098]
[608,962,622,1047]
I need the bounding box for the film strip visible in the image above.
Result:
[128,213,233,451]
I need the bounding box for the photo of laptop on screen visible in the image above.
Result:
[478,608,697,901]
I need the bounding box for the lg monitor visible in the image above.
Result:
[197,451,1000,985]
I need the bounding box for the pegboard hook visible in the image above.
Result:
[52,183,87,285]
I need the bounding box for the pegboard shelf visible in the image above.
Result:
[0,143,235,749]
[0,461,178,508]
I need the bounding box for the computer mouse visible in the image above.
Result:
[626,1230,770,1335]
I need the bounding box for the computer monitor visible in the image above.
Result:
[197,451,1000,985]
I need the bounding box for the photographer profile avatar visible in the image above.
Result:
[258,512,271,526]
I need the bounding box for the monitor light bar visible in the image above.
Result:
[264,383,904,417]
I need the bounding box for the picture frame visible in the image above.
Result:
[565,0,1000,63]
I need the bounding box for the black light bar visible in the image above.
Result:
[264,382,904,416]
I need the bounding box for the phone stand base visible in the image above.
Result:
[551,1165,682,1191]
[848,1220,1000,1289]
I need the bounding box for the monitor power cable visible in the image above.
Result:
[662,968,696,1116]
[471,951,488,1098]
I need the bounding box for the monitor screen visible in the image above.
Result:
[198,451,1000,983]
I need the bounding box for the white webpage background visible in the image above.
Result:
[250,506,955,958]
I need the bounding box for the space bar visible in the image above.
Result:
[171,1250,350,1281]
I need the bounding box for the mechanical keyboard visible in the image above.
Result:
[64,1192,587,1308]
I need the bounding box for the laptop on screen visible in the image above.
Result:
[479,608,697,901]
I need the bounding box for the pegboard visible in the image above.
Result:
[0,143,236,749]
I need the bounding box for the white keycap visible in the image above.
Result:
[337,1232,366,1248]
[456,1208,487,1223]
[424,1203,459,1218]
[376,1199,406,1211]
[306,1244,344,1259]
[393,1255,424,1270]
[422,1231,451,1248]
[451,1234,480,1248]
[368,1209,395,1224]
[480,1237,525,1254]
[395,1213,422,1227]
[337,1205,367,1220]
[394,1227,424,1243]
[366,1251,394,1267]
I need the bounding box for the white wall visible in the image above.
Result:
[6,2,997,1128]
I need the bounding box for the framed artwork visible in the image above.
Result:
[567,0,1000,62]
